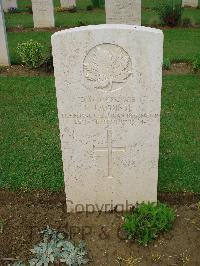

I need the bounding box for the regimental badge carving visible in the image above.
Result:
[83,44,132,92]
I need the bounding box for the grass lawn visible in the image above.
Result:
[6,0,104,28]
[160,75,200,192]
[164,29,200,62]
[4,0,200,28]
[17,0,200,10]
[0,77,63,191]
[0,75,199,192]
[5,9,105,29]
[7,28,200,64]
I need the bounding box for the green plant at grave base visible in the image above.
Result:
[86,5,94,11]
[163,57,171,70]
[40,47,54,73]
[26,5,33,14]
[8,7,20,14]
[122,202,176,246]
[12,262,26,266]
[0,66,4,73]
[42,54,54,73]
[56,6,77,13]
[192,52,200,71]
[13,226,89,266]
[182,17,193,27]
[157,0,183,27]
[55,6,69,13]
[68,6,77,13]
[77,20,89,26]
[91,0,105,8]
[17,39,44,69]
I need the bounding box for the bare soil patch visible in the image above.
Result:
[163,63,195,75]
[0,65,52,77]
[0,63,198,77]
[7,25,200,33]
[7,26,69,33]
[0,190,200,265]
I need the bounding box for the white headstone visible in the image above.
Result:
[60,0,76,8]
[105,0,141,25]
[182,0,198,7]
[2,0,17,12]
[52,25,163,212]
[31,0,55,28]
[0,0,10,66]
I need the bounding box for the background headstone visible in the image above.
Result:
[182,0,198,7]
[0,0,10,66]
[2,0,17,12]
[31,0,55,28]
[52,25,163,212]
[105,0,141,25]
[60,0,76,8]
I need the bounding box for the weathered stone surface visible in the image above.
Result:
[52,25,163,212]
[105,0,141,25]
[60,0,76,8]
[2,0,17,12]
[0,0,10,66]
[182,0,198,7]
[31,0,55,28]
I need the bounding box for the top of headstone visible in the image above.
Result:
[52,24,163,39]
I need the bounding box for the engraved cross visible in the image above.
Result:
[94,130,125,178]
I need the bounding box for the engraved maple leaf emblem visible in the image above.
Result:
[84,44,132,92]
